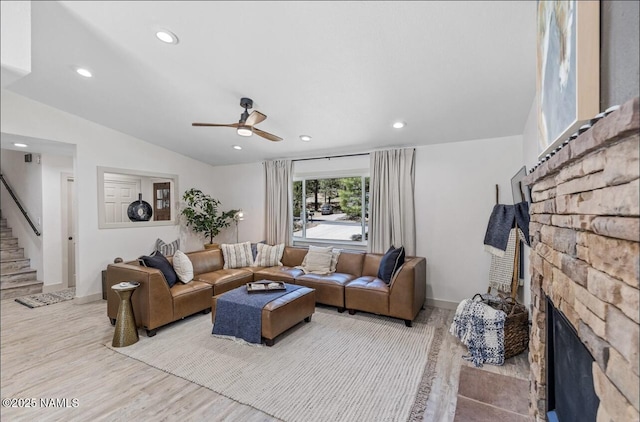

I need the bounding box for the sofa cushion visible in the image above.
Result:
[172,250,194,283]
[253,266,304,283]
[377,245,405,284]
[139,251,179,288]
[295,273,355,308]
[345,276,390,314]
[155,238,180,256]
[195,269,253,295]
[253,243,285,267]
[221,241,254,269]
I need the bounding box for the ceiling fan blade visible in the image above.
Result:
[254,127,283,142]
[245,110,267,126]
[192,123,239,128]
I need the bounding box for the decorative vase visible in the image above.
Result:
[127,193,152,222]
[204,243,220,250]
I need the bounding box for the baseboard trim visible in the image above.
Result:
[74,293,103,304]
[425,298,459,310]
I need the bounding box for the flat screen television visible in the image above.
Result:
[511,166,531,204]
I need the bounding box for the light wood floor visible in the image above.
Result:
[0,298,530,421]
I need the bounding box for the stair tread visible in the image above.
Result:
[1,268,37,276]
[0,258,29,263]
[0,279,43,290]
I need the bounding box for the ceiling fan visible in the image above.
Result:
[192,97,283,142]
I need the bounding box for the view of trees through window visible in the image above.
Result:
[293,176,369,243]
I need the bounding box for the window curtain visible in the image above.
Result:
[368,148,416,255]
[264,159,293,245]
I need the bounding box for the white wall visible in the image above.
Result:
[1,89,220,301]
[204,162,266,246]
[0,148,43,279]
[414,135,523,306]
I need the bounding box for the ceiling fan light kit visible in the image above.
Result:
[237,126,253,137]
[192,97,283,142]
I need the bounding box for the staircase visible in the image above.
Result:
[0,214,43,299]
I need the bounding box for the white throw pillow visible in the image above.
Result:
[221,242,254,269]
[304,250,333,274]
[301,245,341,273]
[330,248,342,273]
[172,250,193,283]
[253,243,285,267]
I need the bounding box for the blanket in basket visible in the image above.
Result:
[450,298,506,367]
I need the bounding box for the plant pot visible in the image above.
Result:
[204,243,220,250]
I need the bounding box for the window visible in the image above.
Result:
[293,176,369,245]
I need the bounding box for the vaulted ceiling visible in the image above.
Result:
[3,1,537,166]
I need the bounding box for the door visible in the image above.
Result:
[153,182,171,221]
[67,176,76,288]
[104,179,140,223]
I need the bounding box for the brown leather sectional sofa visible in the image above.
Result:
[106,246,426,336]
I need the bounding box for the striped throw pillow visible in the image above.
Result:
[155,238,179,256]
[221,242,253,269]
[253,243,285,267]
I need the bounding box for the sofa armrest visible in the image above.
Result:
[388,257,426,320]
[106,263,174,331]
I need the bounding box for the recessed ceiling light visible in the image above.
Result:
[156,29,179,44]
[392,121,406,129]
[232,145,242,150]
[299,135,312,142]
[76,68,92,78]
[13,143,28,148]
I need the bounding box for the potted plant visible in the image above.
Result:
[180,188,238,249]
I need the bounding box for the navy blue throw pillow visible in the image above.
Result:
[139,251,179,288]
[251,240,266,261]
[377,245,406,284]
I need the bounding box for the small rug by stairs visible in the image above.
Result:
[107,307,444,422]
[15,288,75,308]
[453,365,530,422]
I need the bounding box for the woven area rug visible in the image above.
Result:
[453,365,530,422]
[15,288,75,308]
[107,307,443,422]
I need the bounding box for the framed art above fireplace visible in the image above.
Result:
[536,0,600,159]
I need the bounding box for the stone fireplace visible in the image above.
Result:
[524,97,639,422]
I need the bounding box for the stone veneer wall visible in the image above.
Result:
[523,97,639,422]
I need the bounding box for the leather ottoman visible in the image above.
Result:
[212,286,316,346]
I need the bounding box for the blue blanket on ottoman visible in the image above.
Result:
[212,283,302,344]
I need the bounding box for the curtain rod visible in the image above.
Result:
[292,152,369,163]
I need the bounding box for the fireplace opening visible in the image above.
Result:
[546,297,599,422]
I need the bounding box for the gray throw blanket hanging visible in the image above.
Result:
[483,202,530,256]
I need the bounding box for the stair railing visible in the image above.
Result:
[0,173,41,236]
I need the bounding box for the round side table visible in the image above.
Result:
[111,281,140,347]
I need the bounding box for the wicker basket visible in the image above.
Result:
[473,294,530,359]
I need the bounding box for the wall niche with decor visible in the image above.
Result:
[97,166,178,229]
